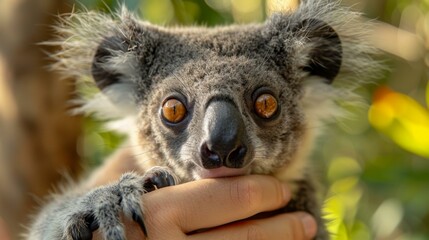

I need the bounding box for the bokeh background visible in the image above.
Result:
[1,0,428,239]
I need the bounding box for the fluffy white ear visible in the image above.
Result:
[90,35,141,117]
[295,18,342,83]
[266,15,342,84]
[51,8,160,119]
[75,84,138,119]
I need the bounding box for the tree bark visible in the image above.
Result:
[0,0,82,238]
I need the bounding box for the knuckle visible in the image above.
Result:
[273,180,285,207]
[246,223,268,240]
[231,178,263,212]
[285,214,305,239]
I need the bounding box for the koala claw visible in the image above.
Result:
[59,169,179,240]
[61,172,146,240]
[63,213,96,240]
[143,166,178,192]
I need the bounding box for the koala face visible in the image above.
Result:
[143,55,306,180]
[90,13,342,181]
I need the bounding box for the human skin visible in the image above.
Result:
[0,218,11,240]
[94,175,318,240]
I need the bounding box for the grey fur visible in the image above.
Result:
[28,0,380,239]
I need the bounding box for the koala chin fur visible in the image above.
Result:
[27,0,380,239]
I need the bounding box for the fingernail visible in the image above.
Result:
[282,183,291,202]
[298,213,317,239]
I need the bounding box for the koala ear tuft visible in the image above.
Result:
[92,35,129,90]
[294,18,342,83]
[90,31,144,117]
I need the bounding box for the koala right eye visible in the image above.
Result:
[161,98,187,123]
[254,93,278,119]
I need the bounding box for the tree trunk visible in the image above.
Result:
[0,0,82,238]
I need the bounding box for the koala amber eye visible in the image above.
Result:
[254,93,278,119]
[162,98,187,123]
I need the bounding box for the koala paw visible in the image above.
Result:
[62,170,178,240]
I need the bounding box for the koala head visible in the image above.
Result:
[88,11,343,181]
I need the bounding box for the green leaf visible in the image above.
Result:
[426,80,429,109]
[369,87,429,158]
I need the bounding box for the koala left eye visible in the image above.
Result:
[254,93,278,119]
[161,98,187,123]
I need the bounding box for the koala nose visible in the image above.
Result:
[200,142,248,169]
[200,99,249,169]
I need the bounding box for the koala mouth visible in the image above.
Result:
[196,166,251,179]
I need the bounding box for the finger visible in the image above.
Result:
[0,219,11,240]
[142,175,290,233]
[188,212,318,240]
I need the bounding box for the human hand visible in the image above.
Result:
[94,175,317,240]
[0,218,11,240]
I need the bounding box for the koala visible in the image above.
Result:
[27,0,379,239]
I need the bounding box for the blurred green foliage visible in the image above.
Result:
[77,0,429,239]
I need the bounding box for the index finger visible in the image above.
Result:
[189,212,318,240]
[142,175,290,233]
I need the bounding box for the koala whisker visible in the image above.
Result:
[95,144,143,150]
[172,72,193,94]
[254,52,271,73]
[130,150,159,159]
[303,122,338,131]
